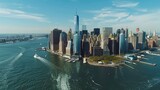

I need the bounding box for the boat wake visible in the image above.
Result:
[18,47,26,53]
[0,55,15,65]
[56,73,71,90]
[34,54,54,68]
[34,54,61,71]
[91,79,102,87]
[76,62,80,73]
[10,52,23,65]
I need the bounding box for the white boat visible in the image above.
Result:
[34,54,38,59]
[42,47,46,51]
[137,56,142,59]
[83,58,87,63]
[146,51,151,54]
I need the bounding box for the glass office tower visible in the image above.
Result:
[73,14,81,55]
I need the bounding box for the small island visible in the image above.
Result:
[87,55,124,67]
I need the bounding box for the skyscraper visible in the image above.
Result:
[129,34,138,50]
[138,31,146,50]
[67,28,73,41]
[59,32,67,55]
[125,28,129,52]
[101,27,113,55]
[119,33,125,54]
[73,13,81,55]
[73,33,81,55]
[125,28,128,38]
[66,40,73,56]
[74,14,79,34]
[49,28,62,52]
[93,28,100,36]
[81,34,90,57]
[82,25,87,30]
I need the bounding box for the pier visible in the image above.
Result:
[137,61,156,66]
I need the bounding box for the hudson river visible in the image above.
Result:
[0,37,160,90]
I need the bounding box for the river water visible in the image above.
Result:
[0,37,160,90]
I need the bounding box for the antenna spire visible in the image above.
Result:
[76,8,77,15]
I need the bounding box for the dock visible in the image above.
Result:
[138,61,156,66]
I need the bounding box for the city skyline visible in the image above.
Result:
[0,0,160,33]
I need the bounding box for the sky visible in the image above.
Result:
[0,0,160,34]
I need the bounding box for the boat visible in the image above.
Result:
[153,64,157,66]
[146,51,151,54]
[137,56,142,59]
[83,58,87,63]
[41,47,46,51]
[34,54,39,59]
[141,54,145,57]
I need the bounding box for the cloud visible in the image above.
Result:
[83,6,160,32]
[0,8,48,22]
[83,8,130,26]
[112,1,139,8]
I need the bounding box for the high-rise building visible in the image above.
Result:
[49,28,62,52]
[67,28,73,41]
[108,33,119,55]
[82,30,88,36]
[59,32,67,55]
[82,25,87,30]
[125,28,128,38]
[73,14,81,55]
[138,31,146,50]
[90,31,94,35]
[128,34,138,50]
[101,27,113,55]
[81,34,90,57]
[119,33,125,54]
[74,14,79,34]
[153,31,156,37]
[125,28,129,52]
[93,28,100,36]
[120,28,125,34]
[66,40,73,56]
[73,33,81,55]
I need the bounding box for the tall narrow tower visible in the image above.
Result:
[73,13,81,55]
[74,13,79,34]
[119,33,125,55]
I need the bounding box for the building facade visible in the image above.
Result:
[101,27,113,55]
[49,29,62,52]
[59,32,67,55]
[119,33,125,54]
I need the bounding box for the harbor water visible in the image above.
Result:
[0,37,160,90]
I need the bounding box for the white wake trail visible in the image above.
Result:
[56,73,71,90]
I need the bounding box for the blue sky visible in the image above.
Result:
[0,0,159,33]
